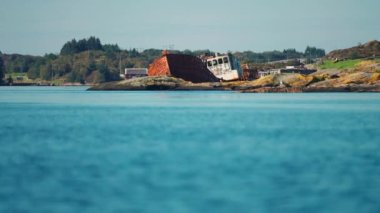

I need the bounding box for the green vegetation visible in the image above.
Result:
[5,72,28,78]
[305,46,326,58]
[0,36,326,84]
[0,55,4,83]
[60,37,104,55]
[235,46,325,64]
[319,59,362,70]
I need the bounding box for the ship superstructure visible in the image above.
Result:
[204,53,243,81]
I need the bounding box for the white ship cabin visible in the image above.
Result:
[205,54,243,81]
[124,68,148,79]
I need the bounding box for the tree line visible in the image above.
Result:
[235,47,325,64]
[61,37,105,55]
[0,53,4,84]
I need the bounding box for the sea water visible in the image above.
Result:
[0,87,379,213]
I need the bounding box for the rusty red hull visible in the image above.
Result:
[148,54,219,83]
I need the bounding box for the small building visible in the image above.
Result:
[124,68,148,79]
[148,51,218,83]
[258,69,281,78]
[285,66,295,69]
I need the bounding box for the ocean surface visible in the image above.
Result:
[0,87,380,213]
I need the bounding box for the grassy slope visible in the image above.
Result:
[319,59,363,69]
[6,72,28,78]
[319,58,380,70]
[5,72,33,83]
[5,72,67,85]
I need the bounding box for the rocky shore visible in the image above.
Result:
[88,76,225,91]
[88,74,380,93]
[89,60,380,93]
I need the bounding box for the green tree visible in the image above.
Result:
[67,71,78,82]
[27,58,45,79]
[305,46,326,58]
[97,64,111,82]
[0,56,5,83]
[21,59,30,73]
[129,48,140,57]
[76,39,88,52]
[87,36,103,51]
[40,63,54,80]
[103,44,121,53]
[44,53,58,61]
[93,71,105,83]
[60,37,103,55]
[103,44,121,59]
[27,65,40,79]
[6,76,13,85]
[283,49,303,59]
[64,63,72,74]
[86,61,97,76]
[60,39,78,55]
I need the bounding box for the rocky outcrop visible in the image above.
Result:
[307,71,378,88]
[304,84,380,92]
[88,76,224,91]
[89,64,380,92]
[241,86,303,93]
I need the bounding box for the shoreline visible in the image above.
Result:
[87,76,380,93]
[1,85,380,93]
[0,83,94,87]
[3,75,380,93]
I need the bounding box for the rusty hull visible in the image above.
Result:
[148,53,219,83]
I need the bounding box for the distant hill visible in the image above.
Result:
[326,40,380,60]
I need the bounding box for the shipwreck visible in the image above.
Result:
[148,51,219,83]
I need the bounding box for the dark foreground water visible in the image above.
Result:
[0,87,380,213]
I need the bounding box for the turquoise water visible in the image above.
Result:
[1,87,380,213]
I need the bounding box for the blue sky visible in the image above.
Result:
[0,0,379,55]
